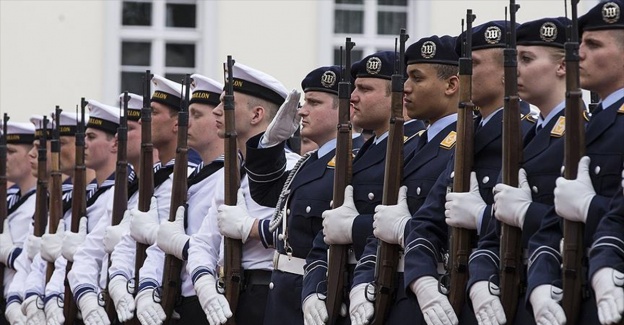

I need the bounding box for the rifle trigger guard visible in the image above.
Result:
[315,281,327,301]
[613,268,624,287]
[365,282,376,303]
[487,274,500,296]
[153,286,163,303]
[216,277,225,294]
[438,274,450,295]
[97,292,106,307]
[127,278,136,295]
[56,294,65,308]
[36,294,45,309]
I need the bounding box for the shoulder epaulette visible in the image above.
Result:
[583,109,590,121]
[327,153,355,168]
[618,104,624,114]
[550,116,565,138]
[522,113,537,123]
[440,131,457,150]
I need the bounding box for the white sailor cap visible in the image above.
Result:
[228,61,288,106]
[119,92,143,121]
[1,121,36,144]
[190,74,223,107]
[86,99,120,134]
[151,74,184,111]
[52,111,85,136]
[30,115,54,138]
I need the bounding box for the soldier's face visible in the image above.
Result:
[471,48,504,108]
[214,91,255,140]
[84,128,116,171]
[150,102,177,150]
[188,103,220,153]
[350,78,391,132]
[28,139,52,177]
[59,136,76,175]
[579,30,624,96]
[404,63,451,122]
[299,91,338,146]
[7,144,33,183]
[517,45,565,107]
[125,121,142,164]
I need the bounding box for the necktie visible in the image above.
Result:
[416,130,428,151]
[591,103,603,118]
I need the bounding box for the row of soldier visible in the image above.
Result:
[1,0,624,325]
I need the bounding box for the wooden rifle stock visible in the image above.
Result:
[371,29,408,325]
[447,10,475,314]
[498,3,524,322]
[64,100,87,325]
[161,75,190,324]
[34,116,49,239]
[326,38,355,325]
[47,107,63,283]
[223,56,243,325]
[0,114,8,306]
[561,2,584,324]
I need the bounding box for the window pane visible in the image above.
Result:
[122,1,152,26]
[166,43,195,68]
[121,72,144,94]
[335,10,363,34]
[333,49,364,66]
[122,42,151,66]
[377,0,407,6]
[377,12,406,35]
[164,73,187,85]
[336,0,363,4]
[166,3,196,28]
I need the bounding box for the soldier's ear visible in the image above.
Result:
[249,105,265,126]
[556,59,566,78]
[445,75,460,95]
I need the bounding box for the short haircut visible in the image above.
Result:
[431,64,459,80]
[247,96,280,121]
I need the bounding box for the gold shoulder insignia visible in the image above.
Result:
[440,131,457,150]
[327,156,336,168]
[416,129,426,137]
[404,133,418,143]
[618,104,624,114]
[550,116,565,138]
[583,109,590,122]
[522,113,537,123]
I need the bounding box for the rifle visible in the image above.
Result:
[498,3,524,322]
[134,70,154,302]
[104,92,129,321]
[326,37,355,325]
[222,55,243,325]
[64,99,87,325]
[0,113,8,307]
[561,1,584,324]
[47,107,63,282]
[446,10,476,314]
[34,116,49,238]
[160,75,190,323]
[371,29,408,325]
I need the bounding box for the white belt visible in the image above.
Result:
[273,252,306,276]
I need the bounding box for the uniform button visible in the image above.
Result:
[532,186,538,194]
[278,234,284,240]
[450,171,455,179]
[560,166,565,175]
[595,166,601,175]
[286,209,291,215]
[329,200,333,208]
[269,282,274,290]
[416,187,421,195]
[482,176,490,184]
[306,206,311,213]
[368,193,375,200]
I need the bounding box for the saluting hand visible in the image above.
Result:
[261,89,302,147]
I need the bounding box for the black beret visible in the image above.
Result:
[579,0,624,32]
[456,20,520,54]
[517,17,571,48]
[405,35,459,66]
[351,51,396,80]
[301,66,342,95]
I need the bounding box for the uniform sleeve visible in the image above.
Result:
[45,256,68,300]
[302,231,329,301]
[138,243,165,293]
[590,189,624,278]
[352,236,378,287]
[526,207,562,300]
[245,132,290,208]
[468,214,500,290]
[24,253,47,299]
[6,241,31,305]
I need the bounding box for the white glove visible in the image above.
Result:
[5,302,26,325]
[493,168,532,229]
[78,292,110,325]
[469,281,506,325]
[195,275,233,325]
[104,210,132,254]
[445,172,486,230]
[593,267,624,325]
[373,186,410,246]
[349,283,374,325]
[0,219,17,265]
[62,216,88,262]
[22,296,45,325]
[529,284,566,325]
[130,197,160,245]
[45,296,65,325]
[109,276,136,322]
[303,294,328,325]
[554,156,595,224]
[136,289,166,325]
[26,235,42,261]
[323,185,359,245]
[41,220,65,263]
[260,89,301,147]
[217,189,255,243]
[156,206,189,260]
[410,276,458,325]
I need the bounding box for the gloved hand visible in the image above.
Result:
[0,219,17,266]
[195,275,233,325]
[493,168,532,229]
[593,267,624,325]
[410,276,458,325]
[21,295,45,325]
[26,235,42,261]
[349,283,374,325]
[62,217,88,262]
[77,292,110,325]
[109,276,135,322]
[445,172,486,231]
[303,294,328,325]
[157,206,189,260]
[529,284,566,325]
[130,197,160,245]
[373,186,410,246]
[44,296,65,325]
[323,185,359,245]
[136,289,166,325]
[104,210,131,253]
[469,281,506,325]
[554,156,595,224]
[5,302,26,325]
[41,220,65,263]
[217,189,255,243]
[260,89,301,147]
